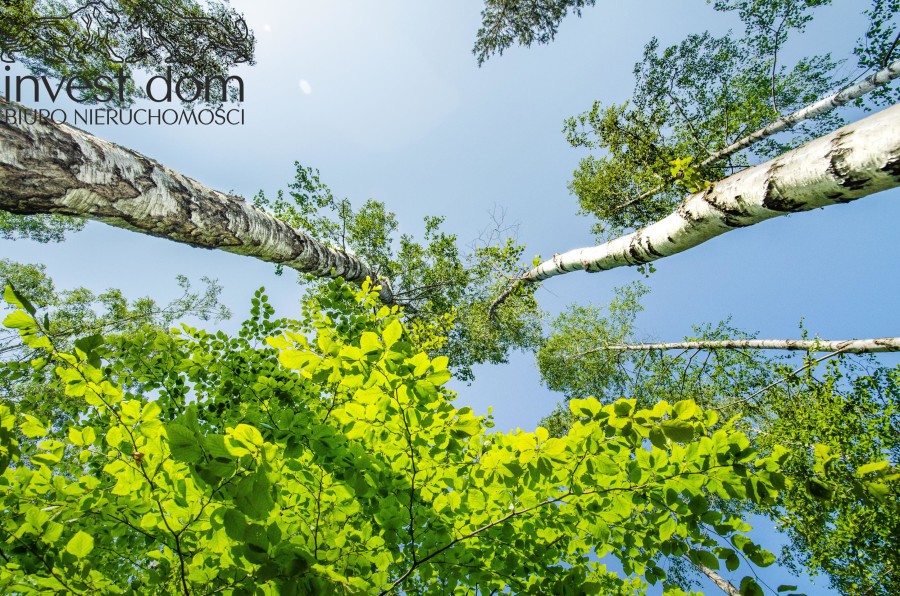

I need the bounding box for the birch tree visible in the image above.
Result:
[537,285,900,595]
[0,2,897,591]
[590,337,900,354]
[490,102,900,313]
[0,108,542,380]
[0,0,256,243]
[0,108,396,301]
[485,0,900,311]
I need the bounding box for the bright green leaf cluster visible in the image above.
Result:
[0,282,786,594]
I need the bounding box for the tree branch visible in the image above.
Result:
[0,100,393,303]
[585,337,900,355]
[490,101,900,310]
[704,58,900,165]
[685,556,741,596]
[607,58,900,217]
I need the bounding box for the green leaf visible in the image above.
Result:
[223,508,247,541]
[382,319,402,347]
[4,284,36,315]
[689,549,719,571]
[3,310,35,331]
[228,424,264,449]
[613,399,635,417]
[660,419,693,443]
[866,482,891,501]
[425,369,451,386]
[726,553,740,571]
[673,400,697,420]
[740,576,764,596]
[65,531,94,558]
[570,398,602,419]
[20,415,47,438]
[235,473,274,519]
[748,548,775,567]
[166,424,202,463]
[360,332,381,355]
[856,460,889,477]
[648,427,668,449]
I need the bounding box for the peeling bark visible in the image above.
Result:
[0,101,393,302]
[490,103,900,314]
[594,337,900,354]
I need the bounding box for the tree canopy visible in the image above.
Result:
[538,284,900,594]
[1,0,899,594]
[0,0,254,106]
[0,280,796,595]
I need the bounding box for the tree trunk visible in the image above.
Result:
[595,337,900,354]
[703,58,900,167]
[615,58,900,213]
[492,102,900,309]
[696,564,741,596]
[0,101,393,303]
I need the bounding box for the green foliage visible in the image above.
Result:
[538,283,651,404]
[0,0,255,106]
[0,260,230,426]
[473,0,898,237]
[253,162,543,382]
[566,27,840,238]
[760,358,900,595]
[472,0,596,66]
[539,288,899,594]
[0,279,788,594]
[854,0,900,106]
[0,211,85,244]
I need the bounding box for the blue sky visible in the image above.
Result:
[3,1,898,593]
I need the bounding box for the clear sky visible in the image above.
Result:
[3,1,898,593]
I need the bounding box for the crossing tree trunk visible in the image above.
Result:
[592,337,900,355]
[491,102,900,315]
[0,101,393,303]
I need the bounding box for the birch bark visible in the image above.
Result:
[0,101,393,302]
[595,337,900,354]
[696,564,741,596]
[490,102,900,313]
[615,58,900,213]
[704,58,900,167]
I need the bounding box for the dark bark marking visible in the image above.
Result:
[760,162,801,212]
[882,155,900,181]
[705,191,755,228]
[826,130,873,194]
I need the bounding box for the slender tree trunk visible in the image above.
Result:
[703,58,900,166]
[696,564,741,596]
[615,58,900,214]
[0,101,393,302]
[595,337,900,354]
[491,102,900,313]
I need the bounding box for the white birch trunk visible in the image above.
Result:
[696,564,741,596]
[0,101,393,302]
[702,59,900,167]
[613,59,900,214]
[597,337,900,354]
[526,102,900,283]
